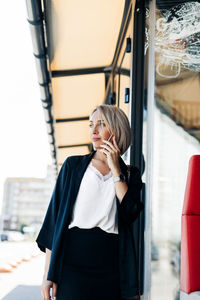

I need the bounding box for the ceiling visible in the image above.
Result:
[26,0,134,171]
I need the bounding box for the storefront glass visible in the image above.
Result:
[148,2,200,299]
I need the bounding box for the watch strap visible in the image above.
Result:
[113,173,126,183]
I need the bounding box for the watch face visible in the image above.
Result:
[119,174,126,182]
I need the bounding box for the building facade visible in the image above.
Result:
[1,165,55,233]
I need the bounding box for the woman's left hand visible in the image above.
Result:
[100,136,121,175]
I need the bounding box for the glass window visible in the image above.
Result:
[147,2,200,299]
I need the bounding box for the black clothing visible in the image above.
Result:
[36,150,144,298]
[56,226,121,300]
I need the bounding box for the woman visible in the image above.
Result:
[36,104,144,300]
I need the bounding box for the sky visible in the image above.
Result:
[0,1,52,212]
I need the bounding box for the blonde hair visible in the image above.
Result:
[90,104,131,155]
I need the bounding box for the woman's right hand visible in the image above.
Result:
[41,277,57,300]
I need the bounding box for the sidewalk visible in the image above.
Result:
[1,285,41,300]
[0,242,44,300]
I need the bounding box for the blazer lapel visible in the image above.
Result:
[73,149,96,193]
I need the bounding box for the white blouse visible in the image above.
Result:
[68,161,119,234]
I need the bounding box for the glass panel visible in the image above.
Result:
[149,2,200,299]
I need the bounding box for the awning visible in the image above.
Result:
[26,0,134,171]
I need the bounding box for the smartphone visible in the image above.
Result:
[107,134,113,142]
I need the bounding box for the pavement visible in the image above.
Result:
[0,241,180,300]
[151,246,179,300]
[0,241,44,300]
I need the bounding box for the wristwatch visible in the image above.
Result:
[113,173,126,183]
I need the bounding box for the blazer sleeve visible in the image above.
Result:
[36,158,70,253]
[117,166,144,225]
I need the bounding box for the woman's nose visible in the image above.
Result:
[92,124,99,134]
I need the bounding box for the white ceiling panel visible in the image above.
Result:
[52,74,105,119]
[57,146,90,167]
[55,120,91,146]
[47,0,125,70]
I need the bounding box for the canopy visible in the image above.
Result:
[26,0,134,171]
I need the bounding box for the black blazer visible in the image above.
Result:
[36,150,144,298]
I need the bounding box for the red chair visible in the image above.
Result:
[180,155,200,293]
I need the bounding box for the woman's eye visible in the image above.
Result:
[89,122,105,128]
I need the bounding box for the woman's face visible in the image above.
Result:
[89,110,112,150]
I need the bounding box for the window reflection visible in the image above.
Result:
[147,1,200,300]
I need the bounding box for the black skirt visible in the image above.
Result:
[56,226,121,300]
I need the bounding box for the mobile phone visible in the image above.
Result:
[107,134,113,142]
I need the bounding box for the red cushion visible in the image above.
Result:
[181,155,200,294]
[182,155,200,215]
[181,216,200,293]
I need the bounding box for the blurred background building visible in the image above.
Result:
[1,165,55,233]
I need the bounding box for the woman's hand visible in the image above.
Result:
[41,277,57,300]
[100,135,128,202]
[99,135,121,176]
